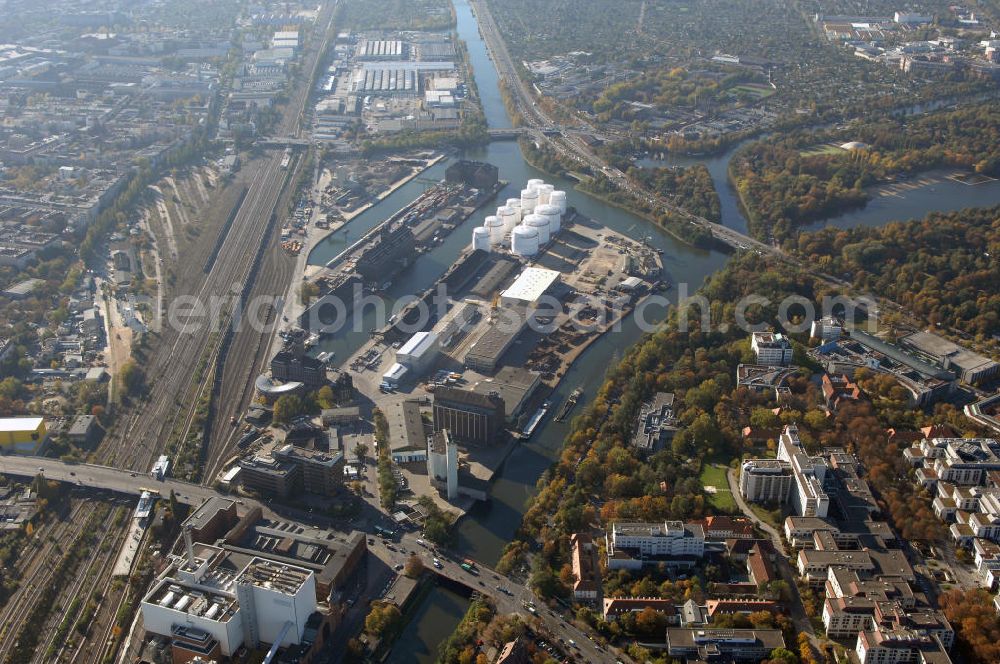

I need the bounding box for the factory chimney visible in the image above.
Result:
[183,524,195,567]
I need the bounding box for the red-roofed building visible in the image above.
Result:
[699,516,755,541]
[602,597,679,621]
[570,533,601,601]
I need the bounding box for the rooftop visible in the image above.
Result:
[500,267,561,303]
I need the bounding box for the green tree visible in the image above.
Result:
[273,394,304,423]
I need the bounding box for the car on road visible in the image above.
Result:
[432,558,442,569]
[393,564,403,571]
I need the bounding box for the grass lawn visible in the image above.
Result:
[699,463,736,512]
[800,143,846,157]
[728,84,776,100]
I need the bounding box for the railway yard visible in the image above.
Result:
[0,1,339,661]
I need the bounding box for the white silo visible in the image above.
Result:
[527,178,545,192]
[484,215,504,245]
[536,183,554,205]
[535,203,562,234]
[524,214,550,245]
[506,198,522,223]
[549,190,567,214]
[520,187,539,214]
[471,227,491,252]
[497,205,518,233]
[511,225,539,257]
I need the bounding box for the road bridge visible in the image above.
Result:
[0,456,234,508]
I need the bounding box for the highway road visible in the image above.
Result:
[369,531,629,664]
[2,454,627,661]
[0,456,230,507]
[468,0,777,257]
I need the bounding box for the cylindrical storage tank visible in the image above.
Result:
[520,187,539,214]
[497,205,517,233]
[511,225,539,257]
[536,183,554,205]
[472,226,491,252]
[506,198,522,223]
[549,190,567,214]
[484,215,504,244]
[524,214,550,245]
[527,178,545,192]
[535,203,562,234]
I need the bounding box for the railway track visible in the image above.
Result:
[38,506,130,664]
[0,4,341,663]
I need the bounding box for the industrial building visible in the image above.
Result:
[141,531,318,660]
[271,342,327,388]
[427,429,458,500]
[395,331,440,375]
[356,224,415,281]
[471,366,541,420]
[463,310,528,373]
[432,387,505,446]
[445,160,499,191]
[356,39,405,60]
[0,416,47,454]
[900,330,1000,385]
[500,267,561,307]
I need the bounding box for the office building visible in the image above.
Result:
[606,521,705,569]
[739,459,794,503]
[271,344,326,387]
[777,425,831,518]
[751,331,794,366]
[432,387,505,446]
[665,628,785,662]
[811,316,844,341]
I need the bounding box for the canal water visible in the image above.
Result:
[383,584,471,664]
[638,140,1000,238]
[311,1,1000,659]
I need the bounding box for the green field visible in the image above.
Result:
[728,84,776,100]
[800,143,847,157]
[699,463,736,512]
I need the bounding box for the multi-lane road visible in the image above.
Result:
[2,454,627,662]
[469,0,777,257]
[371,532,627,663]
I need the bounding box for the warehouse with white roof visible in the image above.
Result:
[500,267,561,307]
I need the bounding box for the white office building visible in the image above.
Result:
[777,425,831,518]
[606,521,705,568]
[739,459,794,503]
[751,331,794,366]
